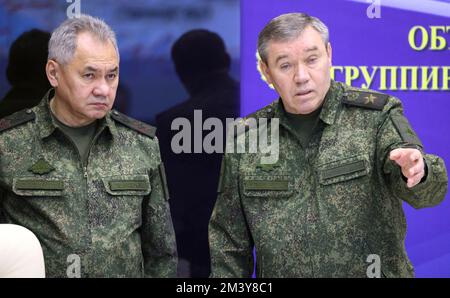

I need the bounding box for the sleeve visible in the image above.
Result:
[208,153,254,278]
[0,187,4,222]
[0,146,5,222]
[377,97,448,209]
[141,142,177,278]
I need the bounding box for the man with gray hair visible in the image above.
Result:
[209,13,448,277]
[0,15,177,277]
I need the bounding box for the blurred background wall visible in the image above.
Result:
[0,0,240,124]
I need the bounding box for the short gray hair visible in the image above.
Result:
[258,13,329,64]
[48,14,119,65]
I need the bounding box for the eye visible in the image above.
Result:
[307,57,318,64]
[280,63,291,70]
[83,73,94,80]
[106,73,117,80]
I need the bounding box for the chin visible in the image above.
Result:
[90,111,108,119]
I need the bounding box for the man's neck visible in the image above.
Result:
[50,96,96,128]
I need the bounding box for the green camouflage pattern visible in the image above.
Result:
[209,80,448,278]
[0,90,177,278]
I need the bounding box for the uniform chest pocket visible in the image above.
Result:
[102,175,151,196]
[12,177,65,197]
[242,175,294,198]
[318,155,369,185]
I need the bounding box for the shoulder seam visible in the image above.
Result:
[342,90,389,111]
[0,109,36,134]
[110,110,156,138]
[246,100,277,119]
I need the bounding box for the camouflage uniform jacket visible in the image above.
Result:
[0,90,177,277]
[209,80,448,278]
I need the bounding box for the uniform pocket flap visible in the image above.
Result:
[243,175,293,197]
[12,178,65,196]
[102,175,151,196]
[319,155,369,185]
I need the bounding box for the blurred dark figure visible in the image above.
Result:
[0,29,51,119]
[114,83,132,114]
[156,29,240,277]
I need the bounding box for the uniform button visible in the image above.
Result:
[26,109,32,114]
[267,108,272,113]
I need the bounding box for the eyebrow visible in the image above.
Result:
[108,66,119,73]
[84,66,119,73]
[304,46,319,53]
[273,46,320,64]
[274,54,289,65]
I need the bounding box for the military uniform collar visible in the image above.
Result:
[318,79,343,126]
[36,89,118,140]
[273,100,292,131]
[35,89,58,139]
[104,111,118,138]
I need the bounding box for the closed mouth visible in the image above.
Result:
[91,103,108,107]
[295,90,313,96]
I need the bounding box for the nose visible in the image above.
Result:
[294,64,310,85]
[92,78,110,99]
